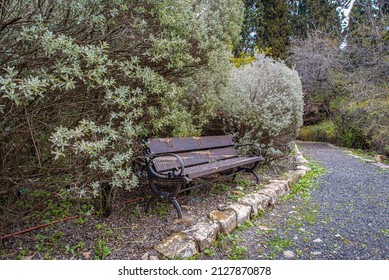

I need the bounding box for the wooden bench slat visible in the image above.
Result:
[152,147,238,172]
[149,135,234,154]
[184,156,263,179]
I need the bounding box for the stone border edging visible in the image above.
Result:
[146,143,311,260]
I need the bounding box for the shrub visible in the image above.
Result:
[218,54,304,157]
[298,119,337,143]
[0,0,244,214]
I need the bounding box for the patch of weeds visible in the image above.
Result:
[203,247,216,257]
[251,210,265,221]
[228,192,245,202]
[301,211,317,225]
[186,253,200,260]
[237,220,254,231]
[228,244,248,260]
[65,242,85,257]
[16,247,30,260]
[43,252,54,260]
[212,182,231,194]
[150,201,170,217]
[235,175,252,189]
[379,229,389,237]
[50,231,64,243]
[131,205,141,216]
[295,249,304,256]
[94,239,111,260]
[283,162,326,201]
[215,233,248,260]
[265,236,293,259]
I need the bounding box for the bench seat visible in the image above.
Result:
[143,135,264,218]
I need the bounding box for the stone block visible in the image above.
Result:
[257,188,278,200]
[209,209,236,234]
[286,169,306,184]
[227,204,251,225]
[251,192,273,210]
[296,165,311,172]
[183,221,220,252]
[154,233,198,259]
[238,194,259,215]
[265,182,287,196]
[269,180,290,191]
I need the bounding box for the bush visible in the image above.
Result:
[0,0,244,214]
[298,119,337,143]
[218,54,304,157]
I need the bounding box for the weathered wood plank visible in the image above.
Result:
[184,156,263,179]
[153,147,238,172]
[148,135,234,154]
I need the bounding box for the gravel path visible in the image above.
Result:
[221,142,389,260]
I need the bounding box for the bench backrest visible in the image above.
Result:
[147,135,238,172]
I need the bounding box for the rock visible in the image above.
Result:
[141,252,150,260]
[268,180,290,191]
[227,203,251,225]
[217,204,229,211]
[375,155,388,162]
[296,165,311,172]
[264,182,287,196]
[237,194,260,216]
[238,193,272,216]
[209,209,237,234]
[283,250,295,259]
[183,221,220,252]
[231,190,245,196]
[310,251,322,256]
[82,251,92,260]
[257,225,273,231]
[173,216,195,226]
[313,238,322,243]
[335,234,343,239]
[286,169,306,184]
[256,189,277,205]
[154,233,198,259]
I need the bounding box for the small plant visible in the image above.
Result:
[94,239,111,260]
[203,248,216,257]
[237,220,254,231]
[16,248,30,260]
[228,244,248,260]
[265,236,293,259]
[380,229,389,237]
[283,162,325,200]
[65,242,85,256]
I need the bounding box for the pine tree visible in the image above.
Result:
[261,0,292,60]
[234,0,265,56]
[290,0,343,38]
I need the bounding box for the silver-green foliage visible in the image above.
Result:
[221,54,304,155]
[0,0,244,193]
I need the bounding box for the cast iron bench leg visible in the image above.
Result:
[145,176,184,218]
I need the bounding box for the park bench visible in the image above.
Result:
[142,135,264,218]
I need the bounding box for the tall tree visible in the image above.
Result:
[262,0,292,60]
[234,0,265,56]
[290,0,344,39]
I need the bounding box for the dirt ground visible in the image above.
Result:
[0,156,297,260]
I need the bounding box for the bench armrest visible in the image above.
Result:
[146,153,186,178]
[235,143,264,160]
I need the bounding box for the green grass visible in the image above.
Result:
[283,162,326,201]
